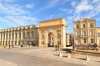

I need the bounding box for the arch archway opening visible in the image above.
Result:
[48,32,54,47]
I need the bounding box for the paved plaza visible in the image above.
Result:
[0,47,100,66]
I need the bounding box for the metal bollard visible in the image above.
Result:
[59,52,62,57]
[86,55,89,61]
[56,51,59,56]
[67,53,70,58]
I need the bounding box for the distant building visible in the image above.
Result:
[66,33,74,46]
[73,18,100,46]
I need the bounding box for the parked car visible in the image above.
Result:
[13,45,19,48]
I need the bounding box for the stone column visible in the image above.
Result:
[88,29,90,44]
[45,31,48,47]
[21,32,23,40]
[5,33,6,45]
[11,33,12,41]
[39,31,41,47]
[54,30,57,47]
[61,27,66,48]
[14,32,15,41]
[2,33,3,45]
[17,32,19,40]
[7,33,9,45]
[13,41,15,45]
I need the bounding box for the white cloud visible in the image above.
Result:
[0,0,15,2]
[0,3,29,15]
[6,16,37,26]
[92,0,100,3]
[67,16,73,20]
[71,2,76,7]
[26,4,34,8]
[0,17,19,27]
[0,15,37,27]
[59,8,68,11]
[75,0,93,13]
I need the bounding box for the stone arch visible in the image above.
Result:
[48,32,54,47]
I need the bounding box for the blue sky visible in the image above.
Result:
[0,0,100,33]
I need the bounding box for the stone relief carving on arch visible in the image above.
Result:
[41,34,45,45]
[56,29,61,34]
[41,31,45,34]
[57,33,61,45]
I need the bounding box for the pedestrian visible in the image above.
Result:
[9,45,10,49]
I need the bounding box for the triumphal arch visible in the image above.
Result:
[38,18,67,47]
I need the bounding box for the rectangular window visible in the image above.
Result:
[90,31,93,36]
[16,33,17,38]
[83,31,86,36]
[83,24,86,28]
[12,33,14,38]
[19,33,21,38]
[32,33,34,37]
[76,25,79,28]
[27,32,30,38]
[6,34,8,39]
[84,39,86,43]
[91,39,93,43]
[98,33,100,37]
[4,34,5,39]
[23,32,25,38]
[9,34,10,39]
[76,32,79,36]
[90,23,93,27]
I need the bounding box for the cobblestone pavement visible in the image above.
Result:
[0,47,84,66]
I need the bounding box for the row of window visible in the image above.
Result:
[76,39,94,43]
[0,32,34,39]
[76,32,100,37]
[76,23,93,28]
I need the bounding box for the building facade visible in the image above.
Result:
[0,18,67,48]
[0,25,39,47]
[38,18,67,47]
[73,18,100,46]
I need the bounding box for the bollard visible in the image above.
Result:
[59,52,62,57]
[86,55,89,61]
[67,53,70,58]
[56,51,59,56]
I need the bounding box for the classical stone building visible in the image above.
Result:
[73,18,100,46]
[38,18,67,47]
[0,25,39,47]
[0,18,67,48]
